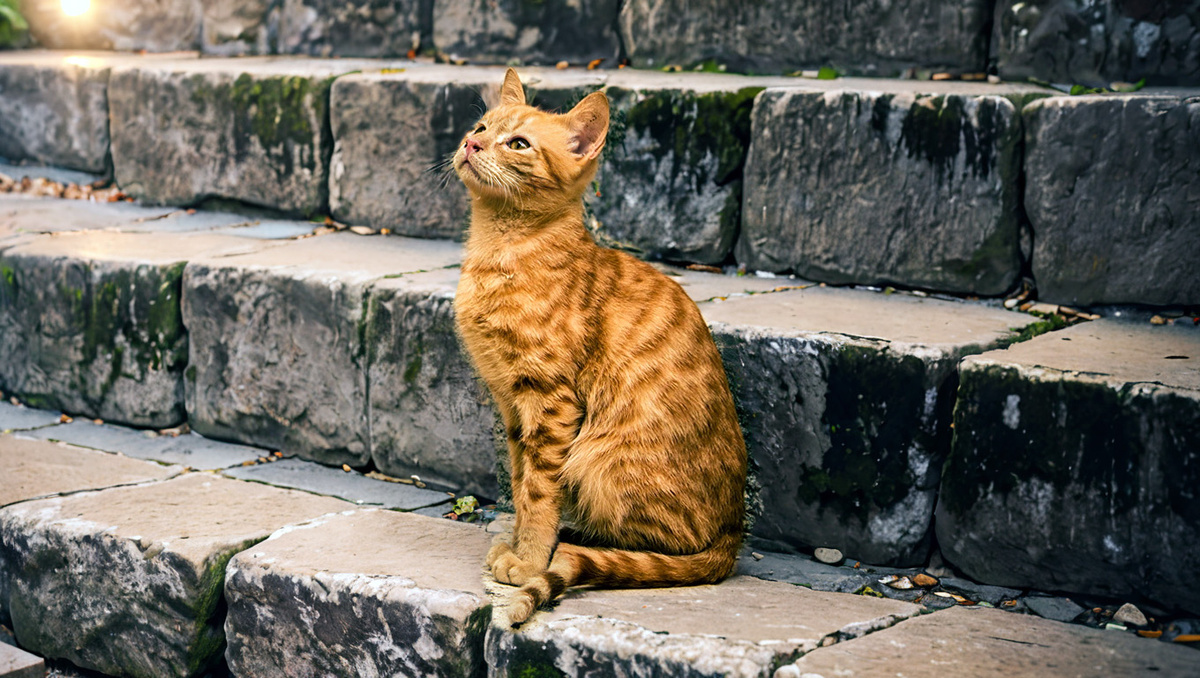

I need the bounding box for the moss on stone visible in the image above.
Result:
[796,344,935,525]
[0,264,17,300]
[941,364,1149,516]
[620,87,761,189]
[187,540,260,675]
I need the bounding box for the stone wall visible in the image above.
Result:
[15,0,1200,84]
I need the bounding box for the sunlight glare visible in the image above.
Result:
[61,0,91,18]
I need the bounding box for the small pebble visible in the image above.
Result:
[814,547,843,565]
[751,552,764,561]
[1114,602,1148,627]
[342,464,352,472]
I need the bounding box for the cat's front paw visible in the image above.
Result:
[487,541,514,568]
[491,551,541,586]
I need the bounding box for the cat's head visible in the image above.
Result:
[453,68,609,210]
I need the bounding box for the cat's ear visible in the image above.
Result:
[566,91,609,160]
[500,68,526,106]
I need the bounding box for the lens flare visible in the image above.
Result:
[61,0,91,18]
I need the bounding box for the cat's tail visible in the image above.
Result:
[504,530,741,625]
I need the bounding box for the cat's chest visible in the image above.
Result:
[456,260,543,336]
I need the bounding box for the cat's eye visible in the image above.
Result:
[473,124,486,134]
[508,137,531,150]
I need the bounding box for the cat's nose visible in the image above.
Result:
[464,137,483,160]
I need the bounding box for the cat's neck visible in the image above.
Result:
[464,198,594,263]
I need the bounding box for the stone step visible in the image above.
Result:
[0,641,43,678]
[3,51,1195,304]
[0,193,1043,564]
[4,424,1196,678]
[224,508,494,677]
[784,604,1199,677]
[937,318,1200,616]
[16,0,1200,86]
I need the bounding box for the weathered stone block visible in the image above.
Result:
[225,509,492,677]
[329,71,489,239]
[786,605,1200,677]
[433,0,620,66]
[20,0,201,51]
[183,233,462,468]
[200,0,271,56]
[738,89,1024,295]
[0,236,191,427]
[273,0,427,57]
[0,473,347,678]
[532,84,759,264]
[0,57,110,173]
[487,576,920,676]
[701,286,1037,566]
[0,436,180,507]
[109,60,347,215]
[183,257,370,466]
[619,0,991,76]
[1025,94,1200,306]
[937,320,1200,615]
[993,0,1200,86]
[365,272,498,497]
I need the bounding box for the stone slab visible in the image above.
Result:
[182,233,461,468]
[0,473,348,678]
[433,0,620,66]
[784,605,1199,677]
[274,0,426,58]
[938,319,1200,615]
[0,160,105,188]
[1024,94,1200,306]
[0,436,180,507]
[0,195,177,238]
[0,641,43,678]
[222,458,453,510]
[225,509,492,677]
[0,231,275,428]
[0,403,61,433]
[26,420,264,470]
[993,0,1200,87]
[364,272,499,498]
[738,88,1029,295]
[486,575,921,677]
[701,286,1039,566]
[736,548,879,595]
[108,58,371,215]
[619,0,992,76]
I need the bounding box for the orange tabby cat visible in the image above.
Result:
[453,69,747,625]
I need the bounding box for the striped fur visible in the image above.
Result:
[453,70,747,625]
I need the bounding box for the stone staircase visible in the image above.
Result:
[1,3,1199,673]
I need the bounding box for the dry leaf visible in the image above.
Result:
[913,573,938,587]
[556,61,569,70]
[342,464,352,472]
[587,58,604,70]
